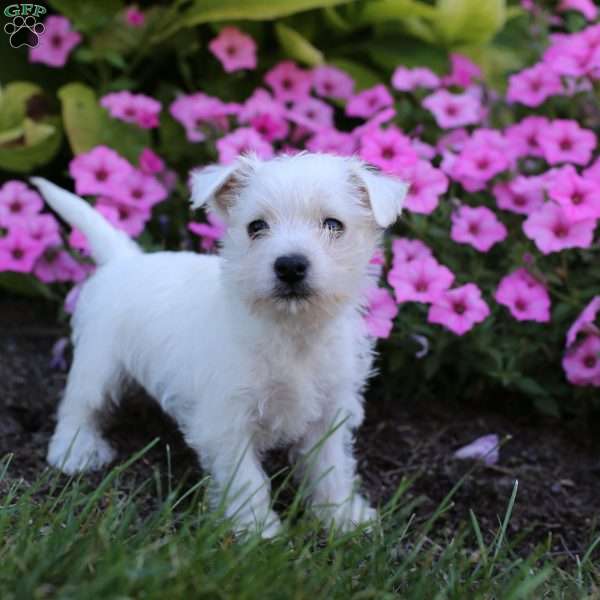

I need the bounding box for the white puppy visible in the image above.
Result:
[32,152,407,536]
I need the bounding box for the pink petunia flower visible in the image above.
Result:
[495,270,551,322]
[0,227,45,273]
[69,145,134,196]
[108,170,167,209]
[286,97,334,132]
[391,238,433,267]
[264,61,312,103]
[23,214,61,249]
[346,84,393,119]
[306,129,356,156]
[139,148,165,175]
[124,6,145,27]
[505,116,550,158]
[543,34,594,78]
[451,142,509,187]
[443,54,482,88]
[359,127,418,174]
[451,205,507,252]
[188,213,227,251]
[388,257,454,304]
[216,127,274,164]
[250,113,289,142]
[351,107,397,139]
[398,160,448,215]
[506,63,563,107]
[100,92,161,129]
[33,247,87,283]
[312,65,354,99]
[170,92,239,143]
[422,90,482,129]
[539,119,597,166]
[583,157,600,184]
[523,203,596,254]
[29,16,81,68]
[391,66,440,91]
[548,165,600,221]
[566,296,600,347]
[238,88,286,124]
[428,283,490,335]
[493,176,545,215]
[562,334,600,386]
[209,26,257,73]
[0,181,43,226]
[364,287,398,338]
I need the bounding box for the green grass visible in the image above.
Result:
[0,446,599,600]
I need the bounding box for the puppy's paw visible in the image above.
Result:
[233,508,282,540]
[315,495,378,533]
[47,427,116,474]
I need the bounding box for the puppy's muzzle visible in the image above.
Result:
[274,254,309,285]
[273,254,312,300]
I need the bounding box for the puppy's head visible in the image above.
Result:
[190,153,407,317]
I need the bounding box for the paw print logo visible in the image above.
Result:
[4,15,45,49]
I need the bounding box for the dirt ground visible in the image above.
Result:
[3,297,600,558]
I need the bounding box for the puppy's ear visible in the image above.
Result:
[189,155,258,218]
[351,162,409,228]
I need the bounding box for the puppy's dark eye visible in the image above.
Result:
[247,219,269,239]
[323,218,344,236]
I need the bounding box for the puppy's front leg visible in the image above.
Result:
[293,415,376,532]
[200,437,281,538]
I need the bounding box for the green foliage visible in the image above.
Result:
[275,23,324,66]
[0,83,62,173]
[0,455,597,598]
[58,83,149,162]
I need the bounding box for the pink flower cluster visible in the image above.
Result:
[67,145,168,253]
[101,92,162,129]
[17,11,600,393]
[388,238,489,336]
[0,181,86,282]
[563,297,600,386]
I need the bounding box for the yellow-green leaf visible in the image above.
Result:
[152,0,354,43]
[275,23,324,66]
[434,0,506,46]
[58,83,102,155]
[357,0,437,24]
[0,117,62,174]
[0,82,42,132]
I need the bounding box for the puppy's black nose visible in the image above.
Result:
[274,254,309,284]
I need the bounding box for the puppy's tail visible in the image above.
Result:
[31,177,140,265]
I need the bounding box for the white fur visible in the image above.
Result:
[32,153,407,537]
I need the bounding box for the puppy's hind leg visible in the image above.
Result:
[47,339,120,475]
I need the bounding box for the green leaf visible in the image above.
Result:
[47,0,124,33]
[357,0,437,24]
[152,0,354,43]
[58,83,102,155]
[0,272,54,299]
[328,58,382,90]
[366,36,449,74]
[0,82,42,132]
[457,43,525,91]
[433,0,507,46]
[0,117,62,174]
[275,23,324,66]
[58,83,149,163]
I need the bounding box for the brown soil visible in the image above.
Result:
[2,297,600,558]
